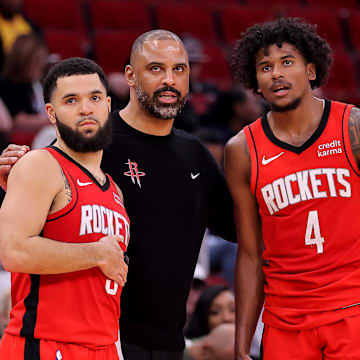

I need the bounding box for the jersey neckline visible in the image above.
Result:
[48,145,110,191]
[261,98,331,154]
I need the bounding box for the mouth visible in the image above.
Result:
[158,91,179,103]
[78,119,97,127]
[271,83,291,97]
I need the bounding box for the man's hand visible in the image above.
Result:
[97,235,128,287]
[0,144,30,190]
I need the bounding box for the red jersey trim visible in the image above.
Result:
[243,125,258,195]
[43,147,78,222]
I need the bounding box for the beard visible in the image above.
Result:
[134,81,186,119]
[55,114,113,153]
[269,97,302,113]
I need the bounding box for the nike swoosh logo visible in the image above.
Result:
[191,172,200,179]
[262,152,285,165]
[77,179,93,186]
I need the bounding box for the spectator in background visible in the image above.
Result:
[107,72,130,112]
[0,34,49,145]
[185,285,235,340]
[205,85,264,142]
[184,323,235,360]
[0,98,12,151]
[182,35,218,119]
[0,0,40,72]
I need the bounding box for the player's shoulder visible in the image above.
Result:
[225,129,248,155]
[14,148,56,166]
[350,106,360,120]
[12,148,61,179]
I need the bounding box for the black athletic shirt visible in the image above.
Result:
[101,110,236,351]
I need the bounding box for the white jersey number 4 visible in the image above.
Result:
[305,210,324,254]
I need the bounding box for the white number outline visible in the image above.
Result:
[305,210,324,254]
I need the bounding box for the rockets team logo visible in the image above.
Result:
[124,159,146,188]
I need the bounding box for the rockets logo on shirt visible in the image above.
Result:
[261,168,351,215]
[79,204,130,247]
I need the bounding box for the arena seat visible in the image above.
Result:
[93,30,143,73]
[322,50,359,103]
[305,0,358,9]
[198,44,231,90]
[286,8,345,51]
[23,0,85,31]
[89,0,151,31]
[245,0,301,6]
[220,6,275,45]
[348,11,360,51]
[44,30,87,59]
[155,3,217,43]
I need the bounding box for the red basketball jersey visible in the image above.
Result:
[5,146,130,347]
[244,100,360,330]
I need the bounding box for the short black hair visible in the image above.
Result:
[230,17,333,91]
[43,57,108,104]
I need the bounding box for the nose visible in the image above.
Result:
[79,99,93,115]
[271,63,283,79]
[161,68,176,87]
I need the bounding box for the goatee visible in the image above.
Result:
[134,81,186,119]
[270,97,302,113]
[56,114,113,153]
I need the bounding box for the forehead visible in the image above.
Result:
[54,73,105,96]
[256,42,305,64]
[136,39,188,66]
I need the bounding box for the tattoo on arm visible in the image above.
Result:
[61,169,72,203]
[349,107,360,150]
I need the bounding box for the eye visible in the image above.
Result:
[284,59,293,66]
[174,65,184,72]
[66,98,76,104]
[151,65,161,71]
[262,65,271,72]
[92,95,101,101]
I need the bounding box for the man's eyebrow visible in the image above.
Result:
[61,89,104,99]
[257,54,296,67]
[147,61,188,68]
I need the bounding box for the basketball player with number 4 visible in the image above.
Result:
[226,17,360,360]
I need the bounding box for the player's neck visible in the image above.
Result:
[120,99,174,136]
[54,139,103,174]
[267,95,324,147]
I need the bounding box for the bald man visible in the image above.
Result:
[0,30,236,360]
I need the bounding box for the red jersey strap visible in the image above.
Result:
[107,175,125,208]
[342,103,360,177]
[43,146,78,221]
[243,121,261,195]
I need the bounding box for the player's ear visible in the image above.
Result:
[45,104,56,124]
[308,63,316,81]
[125,65,136,87]
[107,96,111,113]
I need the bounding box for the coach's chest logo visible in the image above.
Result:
[124,159,145,188]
